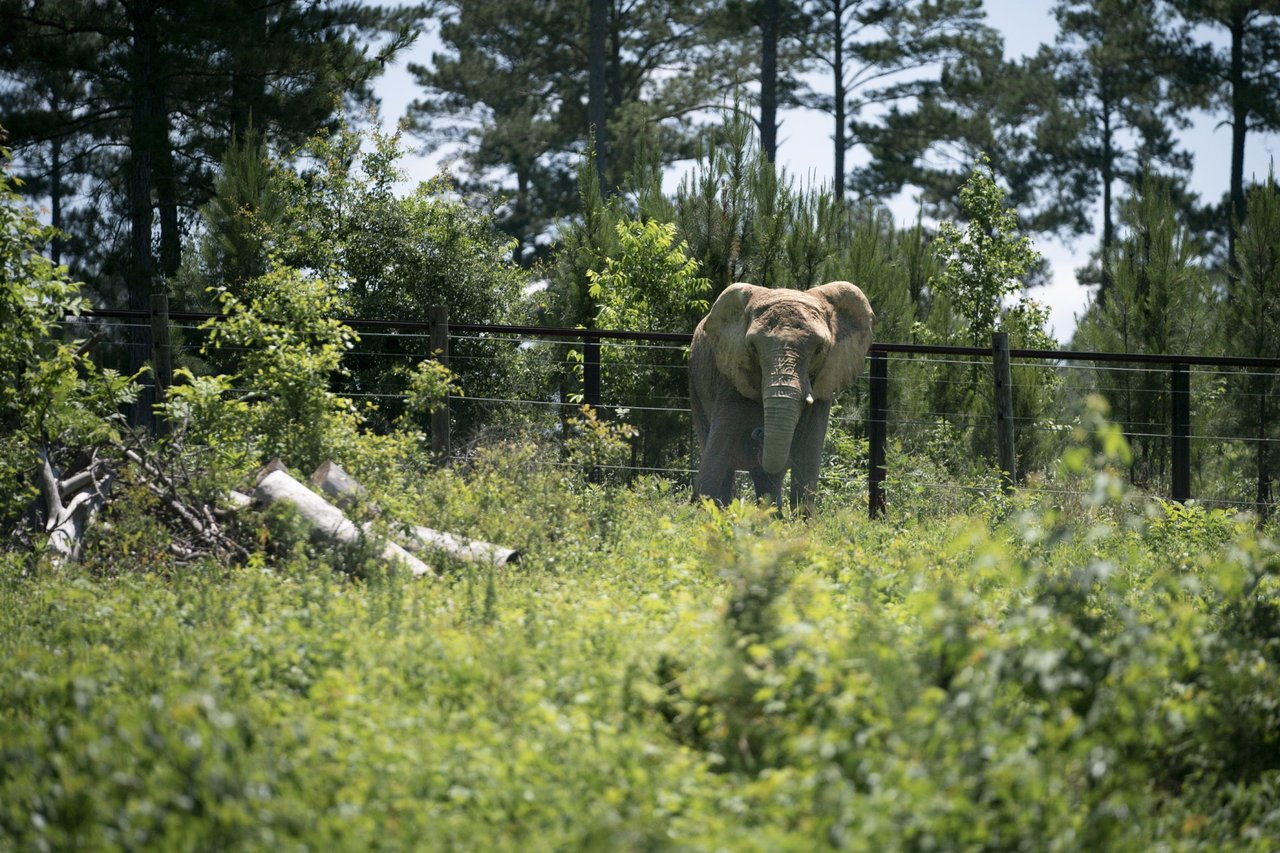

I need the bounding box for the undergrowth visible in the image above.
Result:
[2,413,1279,850]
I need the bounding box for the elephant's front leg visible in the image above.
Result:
[749,467,784,512]
[789,399,832,518]
[697,398,758,506]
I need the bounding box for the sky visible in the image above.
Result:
[372,1,1280,344]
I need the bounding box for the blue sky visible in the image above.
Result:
[374,1,1279,344]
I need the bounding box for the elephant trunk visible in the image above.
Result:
[759,343,810,474]
[761,395,802,474]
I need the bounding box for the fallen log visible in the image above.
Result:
[307,461,521,567]
[399,525,520,568]
[309,460,372,512]
[253,467,433,577]
[38,448,113,563]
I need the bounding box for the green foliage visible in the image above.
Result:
[587,219,712,332]
[183,121,537,439]
[896,154,1062,479]
[1,1,417,293]
[585,218,710,469]
[931,153,1043,348]
[405,0,726,254]
[1039,0,1194,253]
[4,410,1279,849]
[1226,172,1280,514]
[1075,174,1212,487]
[563,405,639,474]
[0,158,138,525]
[206,267,358,473]
[180,131,284,293]
[674,114,859,296]
[165,267,411,480]
[397,359,464,429]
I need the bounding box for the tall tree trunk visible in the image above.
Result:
[832,4,846,198]
[127,3,165,427]
[1100,106,1115,299]
[156,116,180,278]
[50,134,63,268]
[229,0,268,142]
[128,22,157,312]
[588,0,609,193]
[760,0,779,162]
[1227,8,1247,280]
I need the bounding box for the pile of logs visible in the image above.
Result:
[34,449,519,574]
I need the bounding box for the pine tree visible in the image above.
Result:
[1226,174,1280,516]
[1074,175,1211,485]
[1168,0,1280,277]
[847,34,1055,231]
[1038,0,1194,296]
[793,0,995,199]
[0,0,416,304]
[407,0,723,261]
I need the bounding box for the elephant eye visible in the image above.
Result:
[811,340,829,370]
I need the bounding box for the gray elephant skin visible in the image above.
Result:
[689,281,874,515]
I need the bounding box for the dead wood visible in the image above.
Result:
[306,461,520,567]
[253,466,433,577]
[38,448,113,562]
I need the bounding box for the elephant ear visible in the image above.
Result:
[702,282,762,400]
[809,281,875,399]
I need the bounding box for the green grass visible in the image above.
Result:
[2,440,1279,850]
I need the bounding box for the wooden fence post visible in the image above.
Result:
[429,305,451,465]
[1171,363,1190,502]
[868,349,887,519]
[149,293,172,435]
[992,331,1016,492]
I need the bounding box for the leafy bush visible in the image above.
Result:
[165,266,414,480]
[181,121,540,441]
[583,218,709,470]
[0,151,138,530]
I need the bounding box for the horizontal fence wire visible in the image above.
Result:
[70,310,1280,513]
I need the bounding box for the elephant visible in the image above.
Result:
[689,281,874,516]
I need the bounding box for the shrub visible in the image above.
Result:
[166,266,416,482]
[0,149,138,531]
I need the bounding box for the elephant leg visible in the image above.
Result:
[789,400,832,518]
[750,468,784,512]
[695,453,734,506]
[697,402,753,506]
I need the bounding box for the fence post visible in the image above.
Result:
[583,331,601,410]
[149,293,172,435]
[868,349,887,519]
[992,331,1016,492]
[1171,363,1190,502]
[429,305,451,465]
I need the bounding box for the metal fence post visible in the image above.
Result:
[868,349,887,519]
[584,331,601,409]
[1171,363,1190,502]
[992,331,1016,492]
[429,305,451,465]
[149,293,172,435]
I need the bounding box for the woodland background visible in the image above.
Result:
[4,4,1280,848]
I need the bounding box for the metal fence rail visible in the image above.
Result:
[75,304,1280,518]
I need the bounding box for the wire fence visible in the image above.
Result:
[74,303,1280,519]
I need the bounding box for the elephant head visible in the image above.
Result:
[701,281,874,474]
